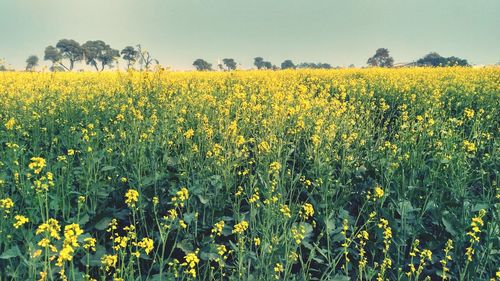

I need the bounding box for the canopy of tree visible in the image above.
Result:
[25,55,39,71]
[222,58,237,70]
[254,57,274,70]
[281,60,296,69]
[193,59,212,71]
[367,48,394,67]
[417,52,469,67]
[56,39,84,70]
[297,62,332,69]
[121,46,139,69]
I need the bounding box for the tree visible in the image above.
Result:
[281,60,296,69]
[136,44,158,71]
[297,62,332,69]
[416,52,445,66]
[82,40,120,71]
[98,47,119,70]
[193,59,212,71]
[25,55,39,71]
[56,39,83,70]
[416,52,469,67]
[222,58,237,71]
[254,57,264,69]
[367,48,394,67]
[0,58,10,71]
[44,46,65,71]
[445,56,469,66]
[121,46,139,69]
[82,40,107,71]
[263,61,273,70]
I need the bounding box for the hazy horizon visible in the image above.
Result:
[1,0,499,70]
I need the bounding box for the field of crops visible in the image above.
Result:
[0,68,498,280]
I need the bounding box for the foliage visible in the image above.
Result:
[193,59,212,71]
[82,40,120,71]
[222,58,237,71]
[367,48,394,67]
[55,39,84,70]
[121,46,139,69]
[281,59,296,69]
[417,53,470,67]
[44,46,65,71]
[0,68,498,280]
[297,62,332,69]
[25,55,39,71]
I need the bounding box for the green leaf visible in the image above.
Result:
[100,165,116,172]
[0,246,21,259]
[442,212,458,236]
[94,216,112,230]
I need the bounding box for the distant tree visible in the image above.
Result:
[254,57,265,69]
[263,61,273,70]
[0,58,10,71]
[281,60,296,69]
[222,58,237,71]
[445,56,469,66]
[348,64,355,68]
[25,55,39,71]
[136,44,158,71]
[416,52,445,67]
[99,47,120,70]
[44,46,65,71]
[416,52,469,67]
[56,39,84,70]
[297,62,332,69]
[193,59,212,71]
[82,40,106,71]
[82,40,120,71]
[121,46,139,69]
[367,48,394,67]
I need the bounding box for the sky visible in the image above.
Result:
[0,0,499,70]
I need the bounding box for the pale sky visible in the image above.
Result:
[1,0,499,70]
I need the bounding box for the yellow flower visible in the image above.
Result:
[5,118,16,130]
[300,203,314,220]
[83,237,97,251]
[291,224,306,244]
[184,128,194,139]
[280,204,292,218]
[0,198,14,213]
[463,140,477,154]
[232,220,249,234]
[211,220,225,237]
[269,161,281,173]
[274,263,284,279]
[101,254,118,271]
[374,186,385,198]
[254,237,261,246]
[125,188,139,208]
[181,249,199,278]
[464,108,475,119]
[29,157,46,174]
[36,218,61,240]
[138,237,154,254]
[13,215,29,228]
[172,187,189,207]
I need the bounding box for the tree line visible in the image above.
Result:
[1,40,474,72]
[23,39,158,72]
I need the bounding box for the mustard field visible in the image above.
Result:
[0,68,498,280]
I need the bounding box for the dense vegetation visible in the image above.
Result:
[0,68,498,280]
